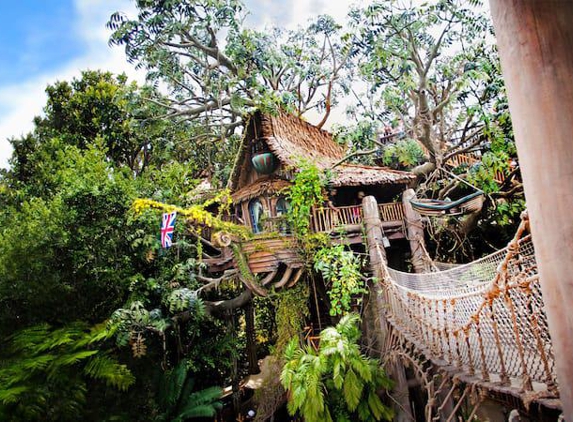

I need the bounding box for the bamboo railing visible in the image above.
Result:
[311,203,405,233]
[378,202,406,222]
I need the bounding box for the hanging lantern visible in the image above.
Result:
[251,152,278,174]
[251,139,278,174]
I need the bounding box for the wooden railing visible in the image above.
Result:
[378,202,405,222]
[311,205,362,233]
[311,203,405,233]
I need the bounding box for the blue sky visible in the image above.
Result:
[0,1,82,85]
[0,0,349,168]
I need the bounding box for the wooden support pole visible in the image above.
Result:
[489,1,573,416]
[362,195,413,422]
[402,189,432,273]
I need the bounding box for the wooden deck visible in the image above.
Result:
[205,202,407,273]
[310,202,406,239]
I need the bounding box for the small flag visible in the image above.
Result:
[160,211,177,248]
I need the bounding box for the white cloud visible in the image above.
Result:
[0,0,143,169]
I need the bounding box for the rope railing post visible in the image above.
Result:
[453,329,463,370]
[464,327,475,376]
[524,279,558,394]
[435,300,445,360]
[444,300,454,364]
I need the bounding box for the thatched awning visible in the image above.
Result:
[329,163,416,187]
[231,177,291,203]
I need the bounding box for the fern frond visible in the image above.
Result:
[0,386,29,404]
[83,354,135,391]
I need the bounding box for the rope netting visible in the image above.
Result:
[377,217,559,396]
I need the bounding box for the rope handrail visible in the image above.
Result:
[372,215,559,398]
[387,236,533,297]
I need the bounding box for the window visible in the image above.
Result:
[275,197,291,234]
[275,197,290,216]
[248,198,264,234]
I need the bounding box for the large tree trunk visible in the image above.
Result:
[489,1,573,418]
[402,189,432,273]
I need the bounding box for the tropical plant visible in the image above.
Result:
[314,245,367,316]
[286,160,326,238]
[156,361,223,422]
[281,314,393,422]
[0,323,134,421]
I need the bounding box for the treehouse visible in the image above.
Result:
[204,111,418,282]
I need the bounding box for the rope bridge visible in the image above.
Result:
[376,216,559,403]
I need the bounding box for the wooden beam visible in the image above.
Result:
[362,196,414,422]
[489,1,573,417]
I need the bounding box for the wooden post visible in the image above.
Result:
[245,302,259,375]
[489,1,573,417]
[402,189,431,273]
[362,195,413,422]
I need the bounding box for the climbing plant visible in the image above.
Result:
[281,314,393,422]
[272,282,310,355]
[286,160,326,238]
[314,245,367,316]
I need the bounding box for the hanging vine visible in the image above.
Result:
[314,244,367,316]
[286,160,326,239]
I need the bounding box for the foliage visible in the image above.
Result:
[286,160,326,238]
[332,120,379,165]
[156,361,222,422]
[348,0,501,173]
[0,323,134,421]
[132,196,250,238]
[281,314,393,422]
[0,70,239,420]
[272,282,310,355]
[382,139,426,170]
[108,0,350,142]
[0,144,144,335]
[314,245,367,316]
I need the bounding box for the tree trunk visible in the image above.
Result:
[402,189,432,273]
[245,302,259,375]
[489,1,573,418]
[362,196,414,422]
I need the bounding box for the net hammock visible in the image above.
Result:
[377,214,558,395]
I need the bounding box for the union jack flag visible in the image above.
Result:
[160,211,177,248]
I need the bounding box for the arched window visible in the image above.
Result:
[275,197,290,216]
[275,197,291,234]
[248,198,264,234]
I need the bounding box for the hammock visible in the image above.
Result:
[409,190,484,216]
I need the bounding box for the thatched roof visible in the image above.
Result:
[231,177,291,203]
[229,111,415,192]
[329,163,417,187]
